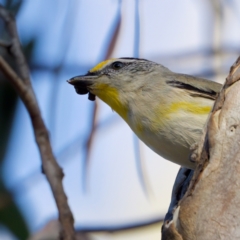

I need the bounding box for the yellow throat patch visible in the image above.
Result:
[89,59,128,121]
[92,83,128,121]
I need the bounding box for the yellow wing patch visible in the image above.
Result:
[90,59,116,73]
[154,101,212,128]
[169,102,211,115]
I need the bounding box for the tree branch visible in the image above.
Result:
[0,5,31,85]
[0,7,75,239]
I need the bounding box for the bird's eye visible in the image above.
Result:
[111,61,124,70]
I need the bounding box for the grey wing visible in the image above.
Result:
[166,73,222,100]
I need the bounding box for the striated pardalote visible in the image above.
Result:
[68,58,222,169]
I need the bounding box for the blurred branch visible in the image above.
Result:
[82,0,122,191]
[0,5,30,86]
[0,5,75,240]
[28,220,92,240]
[86,111,99,151]
[48,0,79,141]
[131,0,152,196]
[133,0,140,57]
[28,47,240,76]
[8,115,120,196]
[29,216,164,240]
[0,3,30,240]
[210,0,223,78]
[82,100,98,191]
[0,192,12,210]
[0,56,75,240]
[103,0,122,59]
[76,216,164,232]
[0,39,11,48]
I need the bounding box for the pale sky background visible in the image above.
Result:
[1,0,240,239]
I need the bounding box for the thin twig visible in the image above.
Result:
[86,102,99,153]
[0,57,75,239]
[0,39,11,48]
[82,0,122,191]
[48,0,79,141]
[0,6,76,238]
[0,5,31,86]
[82,100,98,191]
[76,216,164,232]
[9,115,120,195]
[132,0,151,195]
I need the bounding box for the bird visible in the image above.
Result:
[68,58,222,169]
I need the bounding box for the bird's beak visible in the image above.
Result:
[67,73,98,101]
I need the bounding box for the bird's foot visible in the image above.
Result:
[189,142,199,163]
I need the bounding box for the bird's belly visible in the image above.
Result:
[127,109,207,169]
[135,130,196,169]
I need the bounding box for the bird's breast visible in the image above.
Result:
[127,103,209,169]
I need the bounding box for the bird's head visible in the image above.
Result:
[68,58,168,120]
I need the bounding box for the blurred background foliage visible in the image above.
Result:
[0,0,239,239]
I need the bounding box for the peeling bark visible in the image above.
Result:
[163,57,240,239]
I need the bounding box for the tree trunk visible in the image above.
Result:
[162,56,240,240]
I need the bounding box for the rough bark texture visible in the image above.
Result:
[163,57,240,239]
